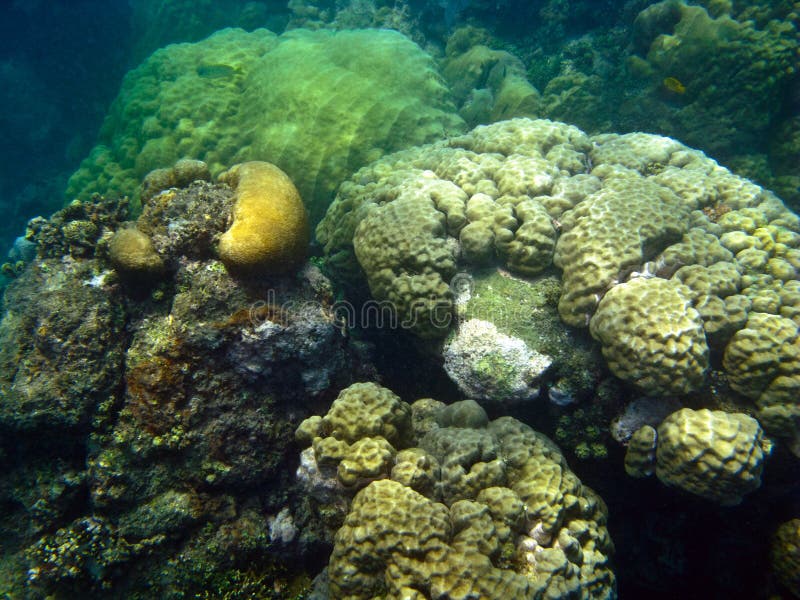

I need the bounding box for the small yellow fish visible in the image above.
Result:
[663,76,686,94]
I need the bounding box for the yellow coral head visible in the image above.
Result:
[109,226,165,278]
[218,161,310,274]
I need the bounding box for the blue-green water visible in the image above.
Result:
[0,1,798,598]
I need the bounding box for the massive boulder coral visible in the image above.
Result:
[318,117,800,399]
[296,385,616,599]
[624,408,771,505]
[217,161,309,274]
[589,277,708,396]
[66,27,464,223]
[296,382,413,489]
[318,118,592,338]
[723,312,800,453]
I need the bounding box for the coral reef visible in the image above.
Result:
[441,26,541,127]
[67,27,464,223]
[723,311,800,454]
[533,0,799,205]
[318,117,800,412]
[589,277,708,396]
[624,408,772,505]
[629,0,797,158]
[296,385,616,599]
[108,227,165,279]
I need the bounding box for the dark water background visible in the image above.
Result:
[0,1,132,250]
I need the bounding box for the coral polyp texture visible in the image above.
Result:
[65,27,464,223]
[296,385,616,599]
[318,117,800,405]
[624,408,771,505]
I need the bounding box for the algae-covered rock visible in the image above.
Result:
[624,408,771,505]
[67,27,464,223]
[443,318,552,404]
[0,257,125,430]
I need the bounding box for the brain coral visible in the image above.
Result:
[319,117,800,403]
[217,161,309,274]
[625,408,771,505]
[66,27,464,223]
[297,382,616,599]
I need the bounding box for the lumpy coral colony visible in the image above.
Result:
[319,117,800,457]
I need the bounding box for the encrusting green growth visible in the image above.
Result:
[624,408,772,505]
[296,384,616,599]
